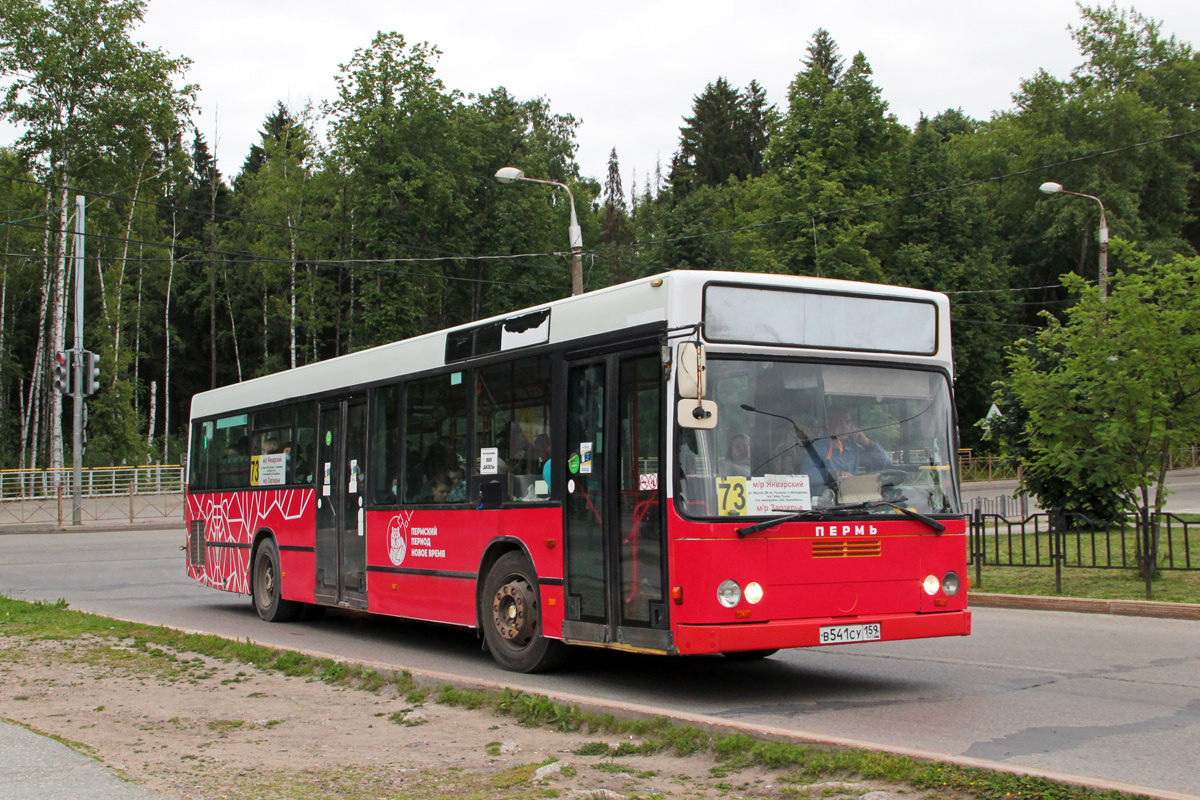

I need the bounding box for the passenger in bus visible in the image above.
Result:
[529,433,550,475]
[445,466,467,502]
[293,444,312,484]
[805,408,891,485]
[429,475,452,504]
[217,435,249,488]
[718,433,752,478]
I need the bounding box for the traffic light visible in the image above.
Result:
[53,350,72,395]
[83,350,100,396]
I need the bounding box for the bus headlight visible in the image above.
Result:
[922,574,941,595]
[717,580,742,608]
[942,572,960,597]
[743,581,764,605]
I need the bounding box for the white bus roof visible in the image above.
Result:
[190,271,952,420]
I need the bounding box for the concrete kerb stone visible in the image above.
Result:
[971,592,1200,620]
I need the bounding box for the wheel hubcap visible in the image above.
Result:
[493,578,535,644]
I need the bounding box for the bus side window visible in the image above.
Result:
[370,385,400,505]
[475,356,551,503]
[215,414,250,489]
[403,373,467,505]
[189,420,215,490]
[294,402,316,485]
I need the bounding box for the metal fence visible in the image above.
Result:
[965,493,1036,518]
[0,465,183,500]
[958,445,1200,483]
[0,466,184,527]
[970,509,1198,599]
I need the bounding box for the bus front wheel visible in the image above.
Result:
[252,538,300,622]
[481,552,566,673]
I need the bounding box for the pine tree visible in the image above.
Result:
[600,148,629,245]
[670,77,775,196]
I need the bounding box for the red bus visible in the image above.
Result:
[185,271,970,671]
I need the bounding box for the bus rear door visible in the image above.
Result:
[315,397,368,608]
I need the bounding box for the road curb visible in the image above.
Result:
[971,592,1200,620]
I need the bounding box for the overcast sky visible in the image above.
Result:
[18,1,1200,191]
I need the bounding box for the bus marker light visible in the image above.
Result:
[744,582,764,604]
[735,610,752,619]
[934,598,949,607]
[718,580,741,608]
[544,539,557,548]
[548,597,556,606]
[922,575,940,595]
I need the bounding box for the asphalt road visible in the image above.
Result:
[1,527,1198,798]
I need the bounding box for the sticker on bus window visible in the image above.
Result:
[567,453,580,474]
[258,454,287,486]
[323,462,332,496]
[717,477,747,516]
[746,474,811,514]
[480,447,499,475]
[580,442,593,474]
[639,473,658,491]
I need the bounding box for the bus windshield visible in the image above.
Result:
[676,359,960,518]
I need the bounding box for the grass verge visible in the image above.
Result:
[0,593,1153,800]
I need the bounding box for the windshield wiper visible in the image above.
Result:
[735,497,946,538]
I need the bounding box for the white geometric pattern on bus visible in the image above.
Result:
[186,489,314,595]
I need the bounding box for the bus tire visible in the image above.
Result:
[481,552,566,673]
[722,648,778,661]
[252,538,300,622]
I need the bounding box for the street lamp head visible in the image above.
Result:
[1039,181,1063,195]
[494,166,524,184]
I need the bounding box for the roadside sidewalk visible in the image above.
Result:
[0,722,176,800]
[0,519,177,535]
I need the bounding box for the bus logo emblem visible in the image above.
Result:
[387,511,413,566]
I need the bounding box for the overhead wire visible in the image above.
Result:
[2,126,1196,281]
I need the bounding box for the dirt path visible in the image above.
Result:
[0,634,924,800]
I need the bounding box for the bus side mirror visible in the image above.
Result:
[678,399,718,430]
[677,342,705,399]
[677,342,718,429]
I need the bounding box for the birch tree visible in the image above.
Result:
[0,0,194,469]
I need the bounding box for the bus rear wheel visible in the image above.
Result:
[482,552,565,673]
[252,538,300,622]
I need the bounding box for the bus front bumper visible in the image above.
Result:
[674,609,972,655]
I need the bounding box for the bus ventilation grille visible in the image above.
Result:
[188,520,206,567]
[812,540,881,558]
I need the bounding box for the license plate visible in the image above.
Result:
[819,623,881,644]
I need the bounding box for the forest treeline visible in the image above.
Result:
[0,1,1197,470]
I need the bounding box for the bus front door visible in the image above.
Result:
[563,350,669,651]
[315,397,368,609]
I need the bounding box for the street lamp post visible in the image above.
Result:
[494,167,583,296]
[1039,181,1109,299]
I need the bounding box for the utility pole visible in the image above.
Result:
[71,195,84,526]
